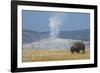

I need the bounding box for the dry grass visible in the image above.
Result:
[22,49,90,62]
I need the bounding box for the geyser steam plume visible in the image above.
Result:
[49,13,65,39]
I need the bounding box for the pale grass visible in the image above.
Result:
[22,49,90,62]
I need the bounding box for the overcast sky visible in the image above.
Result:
[22,10,90,32]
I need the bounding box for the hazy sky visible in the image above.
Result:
[22,10,90,32]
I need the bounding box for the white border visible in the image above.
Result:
[18,5,94,68]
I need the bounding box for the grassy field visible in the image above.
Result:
[22,49,90,62]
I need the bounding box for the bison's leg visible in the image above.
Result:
[71,51,74,54]
[82,45,85,54]
[76,49,80,54]
[71,47,74,54]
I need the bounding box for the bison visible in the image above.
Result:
[70,42,85,54]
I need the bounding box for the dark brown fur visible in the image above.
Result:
[70,42,85,54]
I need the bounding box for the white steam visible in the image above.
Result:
[49,13,65,39]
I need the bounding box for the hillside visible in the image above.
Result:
[22,29,90,44]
